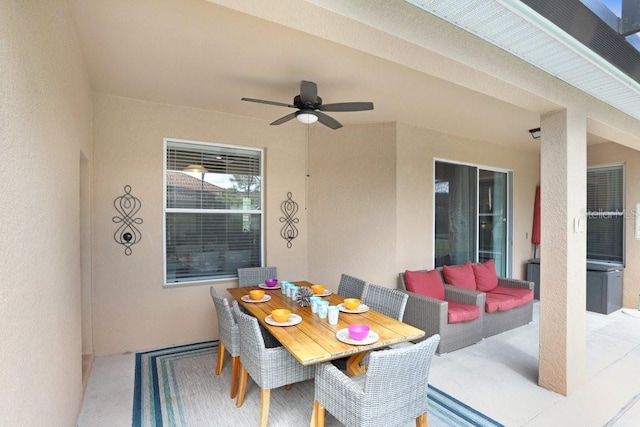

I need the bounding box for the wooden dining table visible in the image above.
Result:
[227,281,425,376]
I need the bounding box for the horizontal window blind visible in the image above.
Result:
[586,165,624,263]
[164,140,263,284]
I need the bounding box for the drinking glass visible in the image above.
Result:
[310,296,322,313]
[281,281,290,296]
[327,305,339,325]
[318,301,330,319]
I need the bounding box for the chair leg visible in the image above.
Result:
[416,412,427,427]
[216,342,226,375]
[285,384,292,391]
[236,366,248,408]
[230,356,240,399]
[312,400,325,427]
[259,389,271,427]
[310,401,316,427]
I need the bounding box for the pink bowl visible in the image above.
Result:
[265,278,278,288]
[348,324,370,341]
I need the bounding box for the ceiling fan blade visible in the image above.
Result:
[270,112,297,126]
[316,111,343,129]
[241,97,295,108]
[319,102,374,112]
[299,80,318,105]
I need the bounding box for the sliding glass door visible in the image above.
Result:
[434,162,476,266]
[434,161,511,276]
[478,169,508,275]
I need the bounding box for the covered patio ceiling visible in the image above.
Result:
[67,0,640,152]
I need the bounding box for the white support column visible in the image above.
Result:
[538,109,587,395]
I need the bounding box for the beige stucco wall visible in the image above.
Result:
[538,110,588,395]
[307,123,398,288]
[92,94,308,355]
[307,122,539,291]
[396,123,540,281]
[0,0,93,425]
[588,142,640,309]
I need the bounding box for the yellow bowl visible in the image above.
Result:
[271,308,291,323]
[249,289,265,301]
[343,298,361,310]
[310,284,325,295]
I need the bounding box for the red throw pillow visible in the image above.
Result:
[472,259,499,292]
[404,269,445,300]
[442,262,476,290]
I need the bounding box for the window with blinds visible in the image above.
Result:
[164,139,263,284]
[586,165,624,264]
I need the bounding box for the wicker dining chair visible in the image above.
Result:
[337,274,367,299]
[362,284,408,321]
[233,306,315,427]
[209,287,241,398]
[336,283,410,374]
[237,266,277,286]
[312,334,440,427]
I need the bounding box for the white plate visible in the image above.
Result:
[338,303,370,314]
[265,313,302,327]
[335,328,379,346]
[258,283,281,290]
[241,294,272,303]
[313,290,332,297]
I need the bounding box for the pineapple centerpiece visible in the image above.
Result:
[295,286,314,307]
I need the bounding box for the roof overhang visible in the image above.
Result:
[405,0,640,120]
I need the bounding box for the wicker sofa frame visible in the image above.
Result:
[398,272,484,354]
[399,267,535,350]
[479,275,535,338]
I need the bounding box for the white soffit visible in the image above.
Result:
[404,0,640,120]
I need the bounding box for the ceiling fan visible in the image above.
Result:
[241,80,374,130]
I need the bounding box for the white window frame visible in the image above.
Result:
[586,163,625,265]
[163,138,264,285]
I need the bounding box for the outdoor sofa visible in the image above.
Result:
[399,260,535,353]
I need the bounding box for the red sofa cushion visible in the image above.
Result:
[404,269,445,300]
[485,286,533,313]
[472,259,499,292]
[447,302,482,324]
[442,262,476,290]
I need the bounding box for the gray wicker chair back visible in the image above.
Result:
[314,334,440,427]
[209,287,242,398]
[363,284,408,321]
[210,287,240,357]
[337,274,367,299]
[232,306,315,425]
[237,266,277,286]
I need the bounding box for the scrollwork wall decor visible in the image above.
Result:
[279,192,299,248]
[112,185,143,255]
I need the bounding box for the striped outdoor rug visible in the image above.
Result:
[133,341,504,427]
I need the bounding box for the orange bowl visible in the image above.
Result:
[343,298,361,310]
[310,284,325,295]
[271,308,291,323]
[249,289,265,301]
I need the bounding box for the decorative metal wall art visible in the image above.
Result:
[279,192,299,248]
[112,185,143,255]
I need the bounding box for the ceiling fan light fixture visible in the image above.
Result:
[296,110,318,124]
[242,80,372,130]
